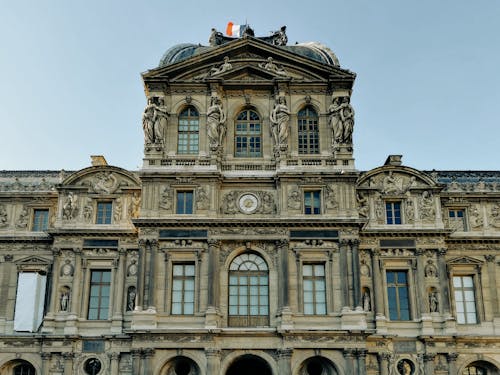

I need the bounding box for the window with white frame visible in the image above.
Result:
[171,264,195,315]
[303,263,326,315]
[453,275,478,324]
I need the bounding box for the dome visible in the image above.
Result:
[282,42,340,66]
[159,43,212,67]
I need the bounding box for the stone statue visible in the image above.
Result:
[271,25,288,46]
[208,28,224,46]
[63,192,78,220]
[383,171,401,195]
[60,259,74,277]
[325,185,338,209]
[113,198,122,222]
[92,172,119,194]
[357,193,369,218]
[287,189,302,210]
[470,205,484,229]
[159,186,172,210]
[221,191,238,214]
[16,206,28,229]
[60,289,70,312]
[489,204,500,228]
[0,204,7,227]
[419,191,435,221]
[405,199,414,223]
[270,96,290,147]
[363,290,371,312]
[196,187,209,210]
[130,193,141,218]
[341,96,355,144]
[209,56,232,76]
[429,291,439,313]
[127,259,138,276]
[329,96,354,144]
[127,286,136,311]
[83,199,93,223]
[206,95,226,150]
[142,97,168,145]
[424,260,437,278]
[260,192,275,214]
[259,57,287,76]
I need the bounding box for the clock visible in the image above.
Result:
[238,193,259,214]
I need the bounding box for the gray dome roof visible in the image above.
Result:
[158,39,340,67]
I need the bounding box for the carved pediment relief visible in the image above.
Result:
[61,166,140,194]
[357,166,438,194]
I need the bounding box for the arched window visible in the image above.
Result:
[234,110,262,157]
[13,363,35,375]
[463,365,487,374]
[178,107,199,154]
[228,253,268,326]
[298,107,319,154]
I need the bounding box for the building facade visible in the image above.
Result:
[1,26,500,375]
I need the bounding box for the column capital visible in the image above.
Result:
[108,352,120,361]
[378,352,391,361]
[277,348,293,358]
[485,254,496,263]
[349,239,360,247]
[205,348,221,357]
[142,348,155,358]
[41,352,52,361]
[437,248,447,256]
[415,248,425,256]
[356,349,368,358]
[343,348,356,358]
[61,352,75,360]
[423,353,436,362]
[446,352,459,362]
[207,239,221,248]
[131,349,142,358]
[276,239,289,248]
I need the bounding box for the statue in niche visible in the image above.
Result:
[375,194,385,222]
[92,172,119,194]
[83,199,93,223]
[259,57,287,76]
[489,204,500,228]
[60,259,74,277]
[325,185,338,209]
[362,289,371,312]
[270,25,288,46]
[287,189,302,210]
[196,187,209,210]
[127,259,138,276]
[60,288,70,312]
[159,186,172,210]
[16,206,28,229]
[470,205,484,229]
[0,204,8,227]
[142,97,168,145]
[206,95,227,151]
[424,260,438,278]
[429,290,439,313]
[260,192,275,214]
[130,192,141,218]
[113,198,122,222]
[360,259,371,277]
[208,28,224,46]
[209,56,232,76]
[397,360,413,375]
[357,193,369,218]
[221,191,238,214]
[126,286,136,311]
[419,191,435,221]
[270,96,290,147]
[62,192,78,220]
[405,198,415,223]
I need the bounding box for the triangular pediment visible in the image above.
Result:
[143,37,355,85]
[448,256,483,265]
[15,256,52,272]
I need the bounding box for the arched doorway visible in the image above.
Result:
[462,360,500,374]
[160,356,200,375]
[226,354,272,375]
[0,360,36,375]
[299,356,338,375]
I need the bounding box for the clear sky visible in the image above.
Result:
[1,1,499,172]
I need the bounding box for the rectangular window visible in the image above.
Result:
[176,191,193,214]
[235,123,262,157]
[449,209,466,231]
[386,271,410,320]
[303,264,326,315]
[96,202,112,224]
[453,275,477,324]
[32,209,49,231]
[14,272,47,332]
[386,201,402,224]
[304,191,321,215]
[171,264,195,315]
[88,270,111,320]
[178,118,199,154]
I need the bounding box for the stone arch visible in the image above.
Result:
[223,244,274,272]
[459,359,500,374]
[221,352,277,375]
[171,99,203,117]
[297,356,340,375]
[293,100,322,116]
[0,357,40,375]
[158,355,201,375]
[226,102,262,124]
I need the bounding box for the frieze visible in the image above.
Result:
[0,177,57,192]
[380,248,414,257]
[210,227,287,236]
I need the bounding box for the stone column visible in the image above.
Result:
[206,239,220,309]
[277,240,290,309]
[137,240,147,309]
[205,348,221,375]
[485,255,499,317]
[48,249,61,315]
[131,349,141,375]
[437,249,451,314]
[142,348,155,375]
[378,353,390,375]
[147,241,158,310]
[108,352,120,375]
[41,352,51,375]
[112,249,127,318]
[446,352,458,375]
[71,249,83,315]
[423,354,435,374]
[62,352,74,375]
[343,349,356,374]
[415,248,426,317]
[339,239,349,308]
[372,250,384,316]
[351,239,361,308]
[277,348,293,375]
[356,349,367,375]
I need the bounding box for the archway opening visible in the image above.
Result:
[463,360,499,374]
[300,356,338,375]
[161,356,200,375]
[226,354,272,375]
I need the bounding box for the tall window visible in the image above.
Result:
[14,363,36,375]
[234,110,262,157]
[176,191,193,214]
[178,107,199,154]
[228,253,269,326]
[32,209,49,231]
[298,107,319,154]
[386,201,402,224]
[303,264,326,315]
[96,202,112,224]
[304,191,321,215]
[171,264,195,315]
[88,270,111,320]
[449,209,466,231]
[386,271,410,320]
[453,275,477,324]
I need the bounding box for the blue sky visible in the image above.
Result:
[0,1,499,171]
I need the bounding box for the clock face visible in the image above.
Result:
[238,193,259,214]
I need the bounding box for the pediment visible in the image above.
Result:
[448,256,483,266]
[61,166,140,193]
[15,256,52,272]
[357,165,439,194]
[143,37,354,85]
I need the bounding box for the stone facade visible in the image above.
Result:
[0,27,499,375]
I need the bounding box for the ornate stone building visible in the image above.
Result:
[1,26,499,375]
